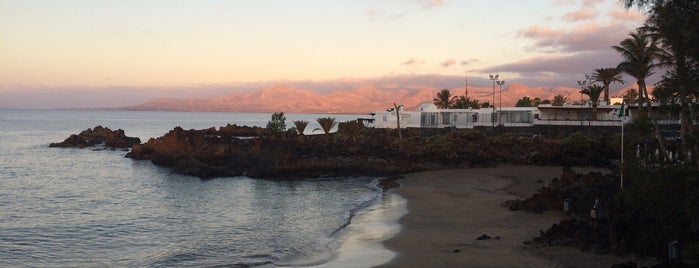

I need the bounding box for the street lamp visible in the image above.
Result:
[497,80,506,126]
[619,96,628,190]
[489,74,499,127]
[577,80,587,126]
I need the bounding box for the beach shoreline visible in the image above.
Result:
[378,165,651,268]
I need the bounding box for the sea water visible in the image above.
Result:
[0,109,404,267]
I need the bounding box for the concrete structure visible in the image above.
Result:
[369,102,626,129]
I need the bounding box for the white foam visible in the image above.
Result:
[309,192,408,268]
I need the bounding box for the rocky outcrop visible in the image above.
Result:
[123,125,620,179]
[515,167,699,266]
[50,126,141,149]
[125,126,427,179]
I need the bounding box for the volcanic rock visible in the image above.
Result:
[50,126,141,149]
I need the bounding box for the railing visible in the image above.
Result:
[534,119,622,126]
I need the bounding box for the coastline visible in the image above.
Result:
[303,181,407,268]
[378,165,650,268]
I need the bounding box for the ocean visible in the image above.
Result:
[0,109,406,267]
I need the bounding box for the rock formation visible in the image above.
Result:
[49,126,141,149]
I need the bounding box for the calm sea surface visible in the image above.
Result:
[0,110,394,267]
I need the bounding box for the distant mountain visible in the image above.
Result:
[121,83,586,114]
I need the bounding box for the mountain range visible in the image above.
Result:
[121,83,626,114]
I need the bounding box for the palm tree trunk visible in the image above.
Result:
[604,83,610,103]
[394,103,402,143]
[679,85,690,162]
[640,79,669,162]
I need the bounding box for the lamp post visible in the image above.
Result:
[619,96,628,190]
[577,80,587,126]
[489,74,499,127]
[497,80,506,126]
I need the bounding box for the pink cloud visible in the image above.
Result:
[401,58,425,65]
[366,9,405,21]
[461,58,480,65]
[607,9,646,23]
[520,22,631,53]
[441,59,457,67]
[562,8,598,22]
[520,25,565,39]
[417,0,445,8]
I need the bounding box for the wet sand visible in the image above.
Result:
[379,165,650,268]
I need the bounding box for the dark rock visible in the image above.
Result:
[476,234,492,240]
[50,126,140,149]
[611,261,637,268]
[124,126,621,180]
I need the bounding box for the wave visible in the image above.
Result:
[272,178,384,267]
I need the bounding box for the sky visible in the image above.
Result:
[0,0,649,108]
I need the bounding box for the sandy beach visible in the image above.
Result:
[379,165,649,268]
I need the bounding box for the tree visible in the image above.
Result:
[266,112,286,135]
[626,88,639,105]
[552,95,568,106]
[641,1,699,163]
[591,67,625,103]
[314,117,337,134]
[480,101,490,108]
[394,103,402,142]
[532,97,543,107]
[338,120,365,143]
[515,96,533,107]
[453,96,481,109]
[293,120,309,135]
[433,89,457,109]
[581,84,605,119]
[614,29,669,162]
[621,0,699,165]
[613,29,661,114]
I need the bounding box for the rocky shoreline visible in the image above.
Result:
[49,124,698,266]
[50,124,618,179]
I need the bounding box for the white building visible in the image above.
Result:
[371,102,539,129]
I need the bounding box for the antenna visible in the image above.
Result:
[464,73,469,97]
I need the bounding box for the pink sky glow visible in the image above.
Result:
[0,0,652,109]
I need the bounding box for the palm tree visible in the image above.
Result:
[643,3,698,163]
[433,89,457,109]
[453,96,480,109]
[338,120,365,143]
[591,67,625,103]
[551,95,569,120]
[515,96,533,107]
[581,84,605,119]
[292,120,309,135]
[314,117,337,134]
[613,29,668,161]
[625,88,639,105]
[613,29,660,114]
[552,95,568,106]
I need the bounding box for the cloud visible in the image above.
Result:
[416,0,445,8]
[582,0,605,6]
[562,8,598,22]
[519,22,631,53]
[607,9,646,23]
[366,9,405,21]
[401,57,425,65]
[480,51,622,75]
[441,59,457,67]
[461,58,480,65]
[552,0,576,7]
